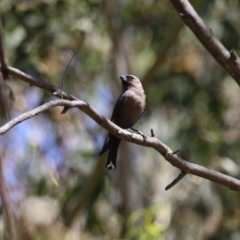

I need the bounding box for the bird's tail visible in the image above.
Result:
[106,137,121,170]
[99,134,110,157]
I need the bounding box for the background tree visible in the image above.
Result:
[0,0,240,239]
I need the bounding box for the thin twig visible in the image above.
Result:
[0,152,17,240]
[166,149,180,157]
[0,99,240,191]
[150,129,155,137]
[5,66,79,102]
[165,171,186,190]
[60,33,85,97]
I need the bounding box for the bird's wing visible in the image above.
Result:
[99,93,127,157]
[110,93,128,122]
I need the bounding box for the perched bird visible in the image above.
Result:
[99,75,146,169]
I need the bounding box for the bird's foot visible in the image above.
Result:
[127,128,147,141]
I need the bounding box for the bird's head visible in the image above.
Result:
[120,75,143,91]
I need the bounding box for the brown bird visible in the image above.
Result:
[99,75,146,169]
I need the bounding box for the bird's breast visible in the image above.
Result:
[114,91,146,129]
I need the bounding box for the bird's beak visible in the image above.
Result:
[120,75,127,82]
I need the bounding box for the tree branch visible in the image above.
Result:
[0,14,9,80]
[0,98,240,191]
[0,152,17,240]
[165,171,186,190]
[0,17,13,119]
[168,0,240,86]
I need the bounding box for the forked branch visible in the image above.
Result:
[0,97,240,191]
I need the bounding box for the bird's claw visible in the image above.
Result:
[127,128,147,141]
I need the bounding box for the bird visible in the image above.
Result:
[99,74,146,170]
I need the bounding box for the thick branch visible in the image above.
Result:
[0,99,240,191]
[168,0,240,86]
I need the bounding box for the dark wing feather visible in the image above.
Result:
[99,93,127,156]
[99,134,110,156]
[110,93,128,122]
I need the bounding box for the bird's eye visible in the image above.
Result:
[127,76,134,80]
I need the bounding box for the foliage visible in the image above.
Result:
[0,0,240,239]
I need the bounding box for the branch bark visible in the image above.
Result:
[0,14,9,80]
[1,97,240,191]
[168,0,240,86]
[0,152,17,240]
